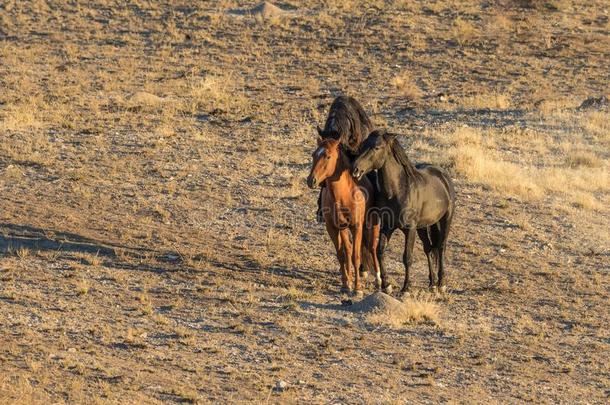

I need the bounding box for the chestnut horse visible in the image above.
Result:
[307,137,381,296]
[315,96,375,223]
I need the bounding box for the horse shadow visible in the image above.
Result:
[0,222,183,274]
[298,300,351,312]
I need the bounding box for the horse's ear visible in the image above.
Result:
[316,125,324,136]
[384,131,397,143]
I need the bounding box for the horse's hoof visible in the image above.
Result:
[429,286,439,294]
[353,290,364,299]
[399,290,411,299]
[439,285,447,294]
[360,271,369,280]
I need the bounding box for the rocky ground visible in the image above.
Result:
[0,1,608,403]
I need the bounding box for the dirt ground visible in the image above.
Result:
[0,1,609,403]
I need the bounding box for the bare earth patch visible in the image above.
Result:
[0,0,608,403]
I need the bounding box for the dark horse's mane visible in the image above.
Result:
[320,96,373,155]
[389,136,424,183]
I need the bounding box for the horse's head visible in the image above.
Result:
[307,137,341,189]
[352,129,396,180]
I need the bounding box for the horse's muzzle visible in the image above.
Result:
[352,167,364,181]
[307,174,318,189]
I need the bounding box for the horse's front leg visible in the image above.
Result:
[351,224,364,297]
[400,226,416,296]
[370,221,382,290]
[377,227,394,294]
[339,228,353,294]
[325,222,346,294]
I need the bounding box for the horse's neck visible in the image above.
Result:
[391,141,421,181]
[379,154,410,199]
[325,154,354,202]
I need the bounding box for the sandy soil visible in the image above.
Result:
[0,1,608,403]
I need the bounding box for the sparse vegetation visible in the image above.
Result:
[366,295,440,327]
[0,1,608,403]
[445,126,608,207]
[391,71,423,100]
[453,18,479,46]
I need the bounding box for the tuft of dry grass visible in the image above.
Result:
[16,247,30,260]
[74,252,103,267]
[367,295,440,327]
[453,18,479,46]
[186,73,248,115]
[75,279,90,296]
[390,71,423,100]
[451,143,543,199]
[457,93,511,110]
[564,151,602,169]
[0,103,43,132]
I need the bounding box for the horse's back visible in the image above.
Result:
[416,163,456,201]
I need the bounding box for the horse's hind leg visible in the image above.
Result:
[351,224,364,296]
[417,227,436,291]
[437,211,453,292]
[427,224,443,292]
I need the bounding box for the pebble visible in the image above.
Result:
[274,380,288,392]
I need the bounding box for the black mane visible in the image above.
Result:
[389,136,424,183]
[321,96,374,155]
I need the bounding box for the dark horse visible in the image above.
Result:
[315,96,374,222]
[352,130,456,295]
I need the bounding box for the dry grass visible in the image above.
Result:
[564,150,602,168]
[445,126,609,207]
[187,73,249,115]
[390,71,423,100]
[451,143,543,199]
[75,279,90,296]
[367,296,440,327]
[0,103,43,132]
[457,93,511,110]
[453,18,479,46]
[0,0,608,403]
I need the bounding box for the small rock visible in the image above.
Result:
[274,380,288,392]
[578,95,609,110]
